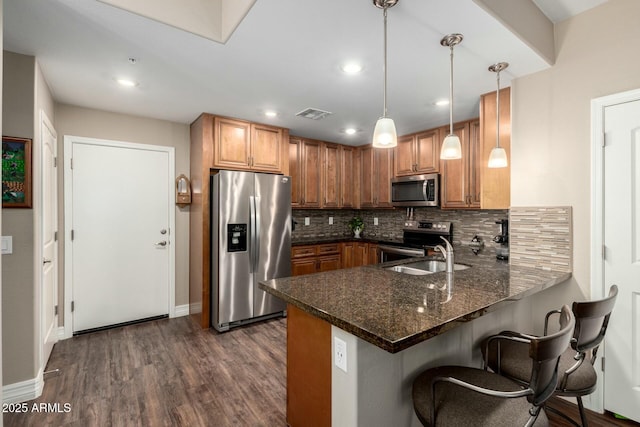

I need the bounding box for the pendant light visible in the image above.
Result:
[487,62,509,168]
[440,34,463,160]
[372,0,398,149]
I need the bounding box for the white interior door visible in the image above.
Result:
[603,98,640,421]
[41,112,58,364]
[68,139,172,333]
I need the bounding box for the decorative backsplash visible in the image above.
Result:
[509,206,572,272]
[292,208,509,249]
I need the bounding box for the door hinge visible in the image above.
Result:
[602,244,606,260]
[602,131,607,148]
[54,156,58,167]
[71,301,75,312]
[71,229,75,241]
[54,231,58,242]
[70,158,74,169]
[601,356,605,372]
[54,305,58,316]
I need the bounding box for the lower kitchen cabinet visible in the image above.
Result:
[291,243,341,276]
[341,241,369,268]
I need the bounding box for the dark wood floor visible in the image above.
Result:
[4,316,287,427]
[4,315,638,426]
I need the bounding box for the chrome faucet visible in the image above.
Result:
[434,236,455,273]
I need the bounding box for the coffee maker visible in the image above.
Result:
[493,219,509,260]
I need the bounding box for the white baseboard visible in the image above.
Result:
[3,369,44,404]
[57,326,66,340]
[173,304,189,317]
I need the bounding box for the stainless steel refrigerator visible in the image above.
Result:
[210,170,291,332]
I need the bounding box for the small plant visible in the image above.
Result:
[348,216,364,232]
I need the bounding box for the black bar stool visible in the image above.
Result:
[412,305,575,426]
[483,285,618,427]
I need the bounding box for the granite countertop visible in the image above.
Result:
[292,236,383,246]
[259,248,571,353]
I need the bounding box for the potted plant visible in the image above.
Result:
[348,216,364,238]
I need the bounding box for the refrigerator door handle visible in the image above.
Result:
[252,196,262,272]
[249,196,257,273]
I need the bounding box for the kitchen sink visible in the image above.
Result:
[385,260,470,275]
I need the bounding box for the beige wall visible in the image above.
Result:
[1,0,5,410]
[54,104,191,322]
[511,0,640,308]
[1,52,37,385]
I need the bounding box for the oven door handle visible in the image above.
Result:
[378,245,425,258]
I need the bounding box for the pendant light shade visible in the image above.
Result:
[372,0,398,149]
[373,117,397,148]
[488,62,509,168]
[440,33,463,160]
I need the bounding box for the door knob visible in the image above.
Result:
[155,241,167,247]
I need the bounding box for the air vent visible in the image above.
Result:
[295,108,332,120]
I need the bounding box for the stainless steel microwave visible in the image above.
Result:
[391,174,439,207]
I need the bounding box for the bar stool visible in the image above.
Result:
[412,305,575,426]
[483,285,618,427]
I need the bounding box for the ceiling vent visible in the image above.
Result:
[295,108,332,120]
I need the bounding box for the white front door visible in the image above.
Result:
[41,112,58,364]
[66,137,174,333]
[603,97,640,421]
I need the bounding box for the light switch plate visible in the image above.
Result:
[304,217,310,226]
[329,217,334,225]
[1,236,13,254]
[374,217,379,226]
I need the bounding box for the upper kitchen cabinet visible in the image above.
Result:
[360,145,393,208]
[394,128,441,176]
[290,137,322,208]
[290,137,359,209]
[340,146,358,208]
[213,116,287,173]
[440,119,481,209]
[480,87,511,209]
[322,142,341,208]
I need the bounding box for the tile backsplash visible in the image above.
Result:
[292,208,509,248]
[509,206,572,272]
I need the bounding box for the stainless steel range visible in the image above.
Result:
[378,221,453,262]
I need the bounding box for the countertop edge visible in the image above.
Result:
[260,269,573,354]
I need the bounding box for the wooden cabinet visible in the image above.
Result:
[290,137,322,208]
[480,87,511,209]
[322,143,341,208]
[340,146,358,208]
[290,137,360,209]
[291,244,341,276]
[394,128,440,176]
[213,117,286,173]
[360,146,393,208]
[440,119,481,209]
[341,242,380,268]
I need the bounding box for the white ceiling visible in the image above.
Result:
[3,0,605,146]
[532,0,607,23]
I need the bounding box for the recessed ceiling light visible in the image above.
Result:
[434,99,449,106]
[117,78,138,87]
[341,62,363,74]
[344,128,357,135]
[264,110,278,118]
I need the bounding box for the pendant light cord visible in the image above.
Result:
[382,6,388,118]
[495,69,501,148]
[449,44,454,135]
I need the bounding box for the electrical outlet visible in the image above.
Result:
[304,217,310,226]
[374,217,379,226]
[329,216,334,225]
[334,337,347,373]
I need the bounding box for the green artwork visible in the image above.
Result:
[2,137,32,208]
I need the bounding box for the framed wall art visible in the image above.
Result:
[2,136,32,208]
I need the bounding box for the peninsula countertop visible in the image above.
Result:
[259,249,571,353]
